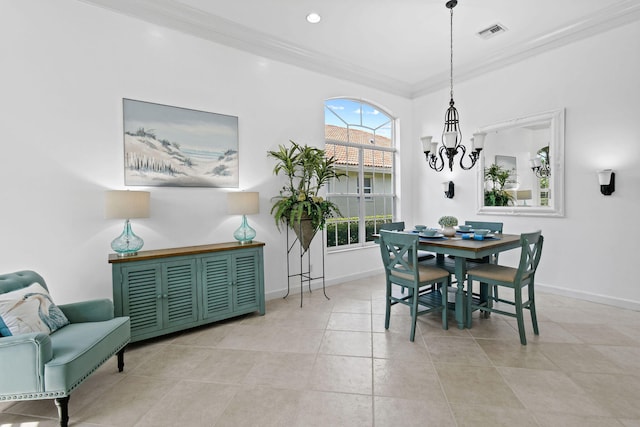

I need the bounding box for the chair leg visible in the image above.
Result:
[514,285,527,345]
[385,281,391,330]
[55,396,70,427]
[529,283,539,335]
[493,285,499,301]
[410,287,418,342]
[442,281,448,330]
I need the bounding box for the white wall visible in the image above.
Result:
[1,1,413,304]
[3,1,639,310]
[413,20,640,308]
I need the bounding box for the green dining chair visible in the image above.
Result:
[379,221,434,261]
[379,230,450,341]
[379,221,405,232]
[465,220,504,302]
[465,230,543,345]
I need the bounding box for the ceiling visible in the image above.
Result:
[79,0,640,98]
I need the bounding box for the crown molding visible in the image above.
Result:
[411,0,640,97]
[79,0,640,99]
[77,0,414,97]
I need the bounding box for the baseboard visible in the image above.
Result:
[265,268,383,301]
[537,283,640,311]
[267,272,640,312]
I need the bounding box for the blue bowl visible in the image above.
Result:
[458,225,473,232]
[414,225,427,231]
[474,229,490,236]
[421,228,438,237]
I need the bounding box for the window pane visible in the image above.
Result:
[325,98,395,250]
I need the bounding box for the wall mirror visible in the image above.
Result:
[476,109,565,217]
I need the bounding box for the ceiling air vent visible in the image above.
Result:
[477,23,508,39]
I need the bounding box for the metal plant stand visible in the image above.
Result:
[283,225,328,307]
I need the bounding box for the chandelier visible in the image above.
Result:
[530,146,551,178]
[530,156,551,178]
[422,0,484,172]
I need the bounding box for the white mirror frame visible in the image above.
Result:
[476,109,565,217]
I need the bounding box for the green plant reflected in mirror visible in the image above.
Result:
[476,109,565,217]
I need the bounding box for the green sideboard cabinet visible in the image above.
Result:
[109,241,265,342]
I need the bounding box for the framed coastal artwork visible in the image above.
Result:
[122,99,239,187]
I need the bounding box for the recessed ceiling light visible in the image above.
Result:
[306,12,321,24]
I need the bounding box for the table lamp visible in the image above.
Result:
[105,190,150,256]
[227,191,259,244]
[516,189,532,206]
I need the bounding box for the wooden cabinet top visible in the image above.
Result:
[108,241,265,264]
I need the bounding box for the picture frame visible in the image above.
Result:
[122,98,239,187]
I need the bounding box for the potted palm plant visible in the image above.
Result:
[268,141,345,251]
[484,163,516,206]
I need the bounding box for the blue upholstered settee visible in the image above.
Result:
[0,270,130,427]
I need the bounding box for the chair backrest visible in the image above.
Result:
[379,230,418,282]
[515,231,544,283]
[379,221,405,232]
[0,270,48,295]
[465,220,503,234]
[465,221,504,263]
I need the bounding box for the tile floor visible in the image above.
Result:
[1,275,640,426]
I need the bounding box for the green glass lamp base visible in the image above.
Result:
[111,219,144,256]
[233,215,256,245]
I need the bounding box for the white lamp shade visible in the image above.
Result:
[420,136,433,151]
[443,131,457,148]
[105,190,150,219]
[227,191,259,215]
[472,132,486,149]
[598,169,613,185]
[430,141,439,154]
[516,190,532,200]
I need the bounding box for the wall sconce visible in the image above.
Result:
[227,191,260,244]
[597,169,615,195]
[443,181,455,199]
[105,190,151,256]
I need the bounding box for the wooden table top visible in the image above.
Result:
[417,233,521,252]
[108,241,265,263]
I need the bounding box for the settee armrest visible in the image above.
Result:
[0,332,52,394]
[58,299,114,323]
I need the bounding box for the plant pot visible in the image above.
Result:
[442,226,456,237]
[290,214,318,252]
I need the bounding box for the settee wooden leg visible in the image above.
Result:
[55,395,70,427]
[117,347,126,372]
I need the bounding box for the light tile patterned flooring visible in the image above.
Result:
[2,275,640,426]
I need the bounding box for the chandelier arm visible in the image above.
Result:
[458,144,479,171]
[429,146,445,172]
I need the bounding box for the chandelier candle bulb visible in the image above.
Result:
[472,132,485,150]
[421,136,433,152]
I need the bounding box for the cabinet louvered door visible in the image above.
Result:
[162,260,198,328]
[121,264,163,337]
[232,252,259,312]
[201,255,233,319]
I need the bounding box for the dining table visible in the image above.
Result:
[416,232,522,329]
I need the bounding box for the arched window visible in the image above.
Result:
[324,98,396,249]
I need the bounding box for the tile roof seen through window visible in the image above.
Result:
[325,125,393,168]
